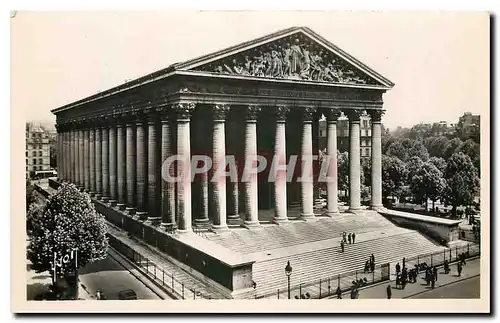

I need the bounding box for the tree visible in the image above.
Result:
[405,156,425,184]
[408,141,430,161]
[443,153,480,218]
[459,139,480,174]
[429,156,447,174]
[429,136,449,158]
[382,155,407,203]
[444,138,463,160]
[337,151,349,199]
[386,141,409,161]
[361,158,372,187]
[408,162,446,210]
[26,179,36,211]
[382,133,397,155]
[27,183,108,298]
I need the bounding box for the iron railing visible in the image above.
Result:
[107,234,215,299]
[268,242,480,300]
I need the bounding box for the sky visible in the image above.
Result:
[11,11,489,130]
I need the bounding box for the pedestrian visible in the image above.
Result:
[457,262,462,277]
[386,285,392,299]
[350,287,357,299]
[343,232,347,243]
[433,267,438,282]
[395,274,400,289]
[395,263,401,275]
[444,259,449,274]
[352,232,356,243]
[370,261,375,273]
[336,286,342,299]
[340,241,345,253]
[348,233,352,244]
[364,260,370,273]
[425,269,430,285]
[430,272,435,289]
[402,257,406,269]
[371,254,375,265]
[96,290,102,300]
[462,253,467,266]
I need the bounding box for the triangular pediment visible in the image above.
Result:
[175,27,394,88]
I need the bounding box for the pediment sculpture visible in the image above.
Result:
[192,33,381,86]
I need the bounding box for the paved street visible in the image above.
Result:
[78,250,163,300]
[410,276,480,299]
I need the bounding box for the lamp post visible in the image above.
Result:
[285,260,292,299]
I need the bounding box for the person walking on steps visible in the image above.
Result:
[433,266,438,282]
[352,232,356,243]
[395,263,401,275]
[340,240,345,253]
[348,233,352,244]
[457,262,463,277]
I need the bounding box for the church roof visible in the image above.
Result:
[52,26,394,114]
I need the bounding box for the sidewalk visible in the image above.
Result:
[353,257,480,299]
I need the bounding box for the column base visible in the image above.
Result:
[135,211,148,221]
[324,210,341,217]
[227,215,242,226]
[145,216,162,226]
[101,196,110,203]
[160,222,177,231]
[116,203,126,211]
[193,218,211,229]
[177,229,193,234]
[370,205,386,212]
[243,220,261,229]
[272,217,289,225]
[94,194,102,200]
[211,224,229,233]
[348,207,364,214]
[109,199,117,207]
[125,207,136,216]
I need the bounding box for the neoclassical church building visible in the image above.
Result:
[52,27,404,297]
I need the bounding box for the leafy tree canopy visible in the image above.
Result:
[27,183,108,278]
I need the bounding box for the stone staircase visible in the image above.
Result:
[205,211,397,254]
[251,230,447,298]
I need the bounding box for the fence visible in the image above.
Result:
[107,234,214,299]
[269,242,480,300]
[403,242,480,272]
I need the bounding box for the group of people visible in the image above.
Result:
[339,231,357,252]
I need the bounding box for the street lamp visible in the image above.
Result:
[285,260,292,299]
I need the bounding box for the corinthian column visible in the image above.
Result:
[108,120,117,204]
[346,109,363,212]
[324,109,341,216]
[71,127,76,183]
[116,116,126,208]
[243,105,261,228]
[89,126,96,194]
[369,109,385,211]
[101,120,110,199]
[173,102,195,233]
[79,127,84,188]
[159,107,175,228]
[211,104,230,232]
[146,111,160,219]
[95,125,102,197]
[83,125,90,191]
[135,113,148,217]
[125,115,136,212]
[272,106,290,224]
[300,107,316,219]
[74,126,80,186]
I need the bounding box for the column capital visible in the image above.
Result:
[275,106,290,122]
[323,108,342,122]
[245,105,261,121]
[212,104,231,121]
[344,109,364,122]
[157,106,172,122]
[300,107,317,123]
[172,102,196,121]
[367,109,385,122]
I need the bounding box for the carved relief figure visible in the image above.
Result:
[199,34,376,85]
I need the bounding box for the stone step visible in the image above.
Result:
[251,232,447,297]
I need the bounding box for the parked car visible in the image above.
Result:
[118,289,138,300]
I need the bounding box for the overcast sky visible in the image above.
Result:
[11,11,489,130]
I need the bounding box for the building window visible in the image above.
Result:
[33,159,37,165]
[39,151,42,157]
[25,151,28,157]
[39,158,43,165]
